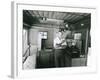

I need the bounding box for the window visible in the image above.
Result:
[40,32,47,39]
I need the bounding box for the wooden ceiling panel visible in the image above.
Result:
[36,11,41,17]
[51,12,55,19]
[28,11,35,17]
[32,11,40,17]
[57,12,65,20]
[38,11,44,17]
[56,12,64,20]
[64,14,72,20]
[52,12,57,19]
[48,11,53,19]
[70,15,84,22]
[29,10,40,17]
[66,14,83,22]
[24,10,31,16]
[68,14,78,20]
[43,11,49,18]
[54,12,59,19]
[25,10,90,24]
[60,13,68,20]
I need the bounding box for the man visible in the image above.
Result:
[54,27,72,67]
[64,39,73,67]
[54,28,71,48]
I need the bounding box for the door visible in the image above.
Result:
[29,29,38,68]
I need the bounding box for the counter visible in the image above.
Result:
[54,47,72,67]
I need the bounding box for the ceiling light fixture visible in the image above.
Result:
[81,23,84,26]
[65,24,68,28]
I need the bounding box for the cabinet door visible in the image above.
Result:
[72,58,81,66]
[80,58,86,66]
[72,58,86,67]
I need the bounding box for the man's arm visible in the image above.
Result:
[59,39,66,45]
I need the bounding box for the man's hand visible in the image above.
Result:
[56,43,61,47]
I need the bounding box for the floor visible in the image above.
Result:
[23,54,36,69]
[23,49,86,69]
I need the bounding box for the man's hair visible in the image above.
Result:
[59,28,64,32]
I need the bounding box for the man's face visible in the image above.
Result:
[67,42,72,47]
[67,39,72,47]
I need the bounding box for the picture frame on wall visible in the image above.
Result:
[11,1,97,78]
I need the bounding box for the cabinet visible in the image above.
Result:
[72,58,86,67]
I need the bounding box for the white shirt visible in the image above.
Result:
[54,30,71,48]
